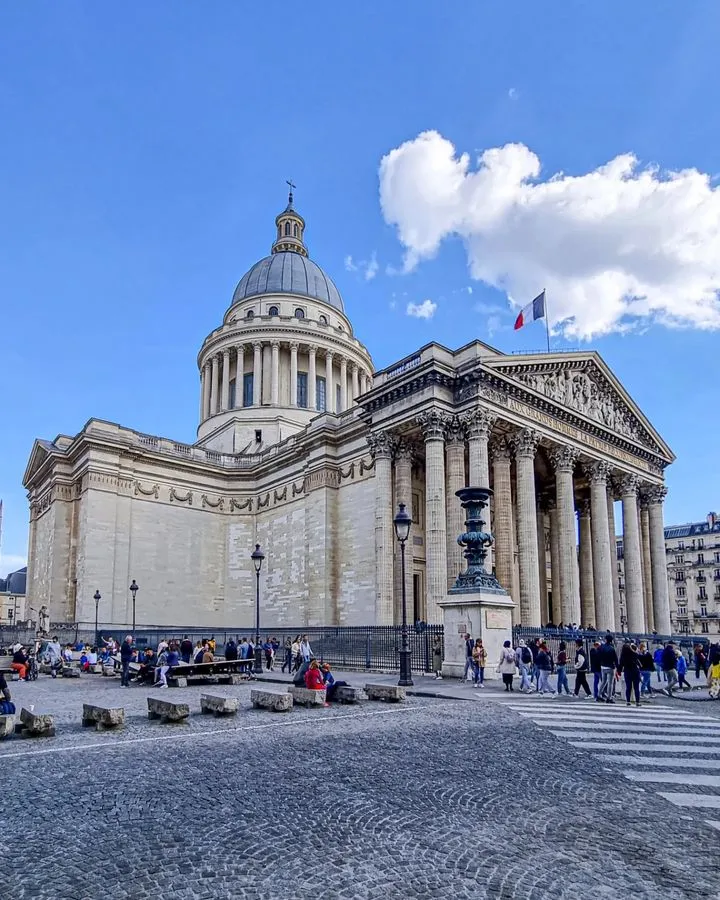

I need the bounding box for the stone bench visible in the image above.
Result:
[200,694,239,717]
[0,715,15,739]
[289,686,327,707]
[102,665,117,677]
[147,697,190,723]
[333,685,361,704]
[17,708,55,737]
[250,689,293,712]
[82,703,125,731]
[61,667,80,678]
[364,684,406,703]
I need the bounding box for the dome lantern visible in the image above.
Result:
[272,180,308,258]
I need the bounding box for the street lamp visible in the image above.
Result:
[129,580,139,634]
[393,502,414,687]
[93,590,101,645]
[251,544,265,675]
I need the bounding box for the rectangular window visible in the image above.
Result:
[699,538,704,549]
[676,586,686,598]
[228,379,236,410]
[675,555,684,565]
[297,372,308,409]
[677,606,686,616]
[715,552,720,564]
[698,554,705,565]
[316,376,326,412]
[678,541,685,550]
[700,586,707,600]
[702,622,709,634]
[243,373,254,407]
[701,605,708,617]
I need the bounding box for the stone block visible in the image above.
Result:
[333,685,360,704]
[364,684,406,703]
[92,664,103,674]
[167,676,188,688]
[39,663,53,675]
[147,697,190,723]
[61,667,80,678]
[18,708,56,737]
[289,686,327,707]
[102,666,116,677]
[217,674,246,685]
[200,694,239,716]
[0,715,15,739]
[81,703,125,731]
[250,689,293,712]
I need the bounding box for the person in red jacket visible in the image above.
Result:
[304,660,329,706]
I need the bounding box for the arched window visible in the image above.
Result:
[318,314,328,325]
[294,307,305,319]
[293,223,298,237]
[284,221,291,236]
[246,309,255,319]
[268,305,279,317]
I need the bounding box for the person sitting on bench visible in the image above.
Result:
[304,659,330,707]
[321,663,349,703]
[11,644,29,681]
[294,658,311,686]
[156,645,178,688]
[136,648,157,684]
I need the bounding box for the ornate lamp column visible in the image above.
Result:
[618,474,645,633]
[512,429,541,626]
[585,460,615,632]
[646,484,671,634]
[550,445,581,625]
[445,417,467,590]
[417,409,449,624]
[368,431,395,624]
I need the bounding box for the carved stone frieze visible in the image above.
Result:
[273,486,287,502]
[169,488,193,504]
[230,497,253,512]
[417,409,452,441]
[134,481,160,499]
[201,494,225,510]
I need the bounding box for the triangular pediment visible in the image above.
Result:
[485,352,673,461]
[23,440,54,486]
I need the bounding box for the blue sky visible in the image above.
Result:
[1,1,719,576]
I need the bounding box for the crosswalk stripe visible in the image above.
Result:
[557,731,720,744]
[533,722,720,734]
[569,741,720,753]
[707,820,720,832]
[657,792,720,809]
[624,772,720,787]
[516,713,714,725]
[602,755,720,769]
[501,701,701,715]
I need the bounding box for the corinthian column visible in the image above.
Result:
[445,417,466,589]
[618,474,645,633]
[548,497,561,624]
[418,409,449,624]
[201,363,210,421]
[221,349,230,411]
[585,460,614,632]
[512,429,541,626]
[550,446,581,625]
[639,490,654,632]
[308,347,317,410]
[325,351,334,413]
[607,484,622,630]
[235,345,245,408]
[537,497,549,625]
[393,440,414,624]
[270,341,280,406]
[490,437,514,595]
[577,499,595,627]
[289,342,298,406]
[464,409,495,486]
[252,342,262,406]
[339,356,348,412]
[647,484,671,634]
[351,363,359,402]
[209,354,219,415]
[368,431,395,624]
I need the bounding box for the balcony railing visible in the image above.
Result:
[696,576,707,583]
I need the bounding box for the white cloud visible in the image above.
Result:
[345,252,379,281]
[379,130,720,339]
[344,255,357,272]
[466,285,473,294]
[508,87,518,99]
[406,299,437,320]
[0,554,27,578]
[364,252,378,281]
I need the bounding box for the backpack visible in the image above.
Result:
[194,649,204,664]
[521,647,532,664]
[0,700,16,715]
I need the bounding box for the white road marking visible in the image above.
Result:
[569,741,720,753]
[707,820,720,832]
[657,792,720,809]
[555,730,720,744]
[624,772,720,787]
[526,719,720,732]
[600,755,720,769]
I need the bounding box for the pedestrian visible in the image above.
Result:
[472,638,487,688]
[535,642,554,695]
[694,644,708,681]
[556,641,570,696]
[120,635,135,687]
[180,635,193,664]
[638,642,655,698]
[653,645,666,684]
[497,640,516,692]
[300,634,313,664]
[597,634,619,704]
[676,649,690,690]
[661,641,679,696]
[530,638,541,689]
[291,635,302,671]
[589,640,602,700]
[225,638,238,661]
[46,635,62,679]
[708,643,720,700]
[263,639,274,670]
[617,640,642,707]
[432,635,443,679]
[516,639,533,693]
[573,639,591,698]
[281,637,293,673]
[462,633,474,683]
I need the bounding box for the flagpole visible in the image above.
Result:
[544,289,551,353]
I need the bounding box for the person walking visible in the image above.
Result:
[535,642,555,695]
[299,634,313,665]
[653,645,666,684]
[556,641,570,696]
[291,635,302,672]
[281,637,293,674]
[661,641,679,696]
[516,639,533,693]
[589,640,602,700]
[432,635,443,679]
[120,635,135,687]
[573,639,591,698]
[708,643,720,700]
[462,633,474,683]
[617,640,642,707]
[638,642,655,699]
[497,640,516,692]
[676,649,690,691]
[694,644,708,682]
[530,638,541,690]
[597,634,619,704]
[472,639,487,688]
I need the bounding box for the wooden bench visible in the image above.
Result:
[0,715,15,739]
[289,686,327,707]
[17,708,55,737]
[333,685,361,704]
[82,703,125,731]
[200,694,239,717]
[364,684,406,703]
[250,689,293,712]
[147,697,189,723]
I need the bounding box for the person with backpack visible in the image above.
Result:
[617,640,642,707]
[462,633,474,683]
[661,641,679,696]
[0,672,14,716]
[516,639,533,693]
[471,639,487,688]
[497,640,517,691]
[638,643,655,698]
[597,634,619,704]
[556,641,570,696]
[535,642,554,695]
[573,639,592,698]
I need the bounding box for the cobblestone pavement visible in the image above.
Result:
[1,675,719,900]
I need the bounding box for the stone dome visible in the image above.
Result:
[231,252,345,312]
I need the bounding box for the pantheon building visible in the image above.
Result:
[24,194,675,634]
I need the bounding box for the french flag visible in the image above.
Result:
[513,290,546,331]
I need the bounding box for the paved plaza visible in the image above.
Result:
[1,675,720,900]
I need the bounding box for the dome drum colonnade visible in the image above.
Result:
[368,407,671,634]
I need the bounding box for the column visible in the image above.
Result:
[325,351,334,413]
[618,474,645,633]
[512,429,541,626]
[536,498,549,625]
[252,342,262,406]
[368,431,395,624]
[270,340,280,405]
[209,354,219,416]
[221,349,230,411]
[639,491,654,632]
[359,371,366,394]
[201,363,210,421]
[490,437,514,595]
[550,445,581,625]
[393,440,414,624]
[445,417,466,589]
[308,347,317,411]
[647,484,671,635]
[351,363,359,402]
[548,498,562,624]
[289,342,299,406]
[235,345,245,408]
[339,356,348,412]
[607,485,623,630]
[585,460,615,632]
[417,409,449,624]
[464,409,494,487]
[577,499,595,627]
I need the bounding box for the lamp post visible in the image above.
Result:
[393,502,413,686]
[251,543,265,675]
[93,590,101,645]
[129,580,139,634]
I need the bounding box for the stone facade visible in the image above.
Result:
[23,199,676,631]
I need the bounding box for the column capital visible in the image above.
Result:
[367,430,396,460]
[235,343,245,354]
[394,439,415,464]
[489,435,512,462]
[252,341,263,352]
[308,345,317,357]
[462,408,496,439]
[616,473,640,497]
[289,341,299,352]
[576,497,591,518]
[350,361,359,373]
[270,339,280,350]
[583,459,611,485]
[644,483,668,505]
[549,445,580,473]
[325,349,334,359]
[511,428,540,459]
[417,409,451,442]
[445,415,466,446]
[339,354,348,366]
[222,347,230,358]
